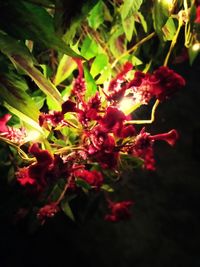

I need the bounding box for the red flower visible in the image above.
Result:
[28,143,54,186]
[86,126,115,154]
[132,129,156,171]
[39,111,64,127]
[195,6,200,23]
[71,59,86,96]
[29,143,54,165]
[106,62,133,102]
[132,128,179,170]
[94,151,119,169]
[88,92,101,110]
[0,114,11,132]
[61,100,77,114]
[151,66,185,101]
[0,114,26,144]
[127,67,185,103]
[105,200,133,222]
[149,129,179,146]
[128,71,153,104]
[100,107,126,132]
[37,203,59,224]
[16,167,36,186]
[113,124,135,138]
[74,169,104,189]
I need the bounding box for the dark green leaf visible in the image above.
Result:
[76,178,92,190]
[0,32,63,107]
[61,199,75,221]
[0,0,78,57]
[120,153,144,169]
[63,0,99,44]
[152,0,169,39]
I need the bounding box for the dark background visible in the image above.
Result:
[0,58,200,267]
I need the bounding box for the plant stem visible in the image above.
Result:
[0,136,35,162]
[125,99,160,125]
[55,176,72,205]
[111,32,156,68]
[163,18,183,66]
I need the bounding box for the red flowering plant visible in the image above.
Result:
[0,0,199,225]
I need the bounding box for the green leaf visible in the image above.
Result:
[162,17,176,41]
[54,55,77,86]
[0,32,63,107]
[81,36,99,60]
[63,0,99,44]
[131,55,143,66]
[61,85,73,100]
[137,12,148,33]
[188,45,200,65]
[122,11,136,41]
[120,153,144,169]
[83,65,97,100]
[101,184,114,192]
[90,54,109,78]
[61,199,75,221]
[88,1,104,30]
[76,179,92,190]
[96,65,111,84]
[0,0,78,57]
[0,71,40,122]
[109,26,126,58]
[120,0,142,19]
[152,0,169,39]
[3,102,43,133]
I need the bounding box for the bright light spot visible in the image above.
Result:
[118,97,135,115]
[158,0,174,11]
[24,130,42,142]
[158,0,173,4]
[192,43,200,52]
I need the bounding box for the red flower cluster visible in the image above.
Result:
[37,203,59,224]
[131,128,179,170]
[0,114,26,144]
[74,169,103,189]
[105,200,134,222]
[11,59,184,224]
[106,64,185,104]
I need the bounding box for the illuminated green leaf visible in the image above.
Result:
[83,65,97,100]
[162,17,176,41]
[81,36,99,60]
[90,54,108,78]
[88,1,104,30]
[120,0,142,19]
[54,55,77,86]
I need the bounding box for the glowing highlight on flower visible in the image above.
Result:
[24,130,42,142]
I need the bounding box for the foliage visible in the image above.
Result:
[0,0,199,225]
